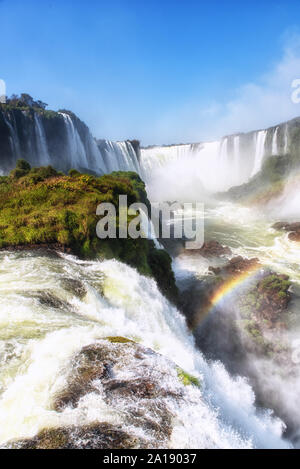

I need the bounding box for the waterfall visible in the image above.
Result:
[59,112,89,169]
[59,113,140,175]
[140,144,191,180]
[251,130,267,177]
[219,137,228,167]
[0,251,290,449]
[140,140,242,199]
[84,129,107,174]
[272,127,279,155]
[98,140,140,174]
[284,124,289,154]
[34,114,50,165]
[3,112,21,159]
[233,136,240,183]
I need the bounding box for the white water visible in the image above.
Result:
[98,140,140,173]
[140,127,277,199]
[3,113,21,159]
[251,130,267,177]
[272,127,279,155]
[0,251,289,448]
[34,114,51,165]
[284,124,289,154]
[59,112,90,169]
[0,109,141,176]
[233,135,240,183]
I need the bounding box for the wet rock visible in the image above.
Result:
[272,221,300,242]
[51,340,177,448]
[288,231,300,242]
[31,290,72,311]
[9,423,142,449]
[60,278,87,299]
[186,240,232,258]
[222,256,260,276]
[105,378,160,399]
[272,221,290,231]
[208,256,260,280]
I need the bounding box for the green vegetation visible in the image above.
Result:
[0,160,178,303]
[259,274,291,294]
[176,367,200,387]
[225,154,290,204]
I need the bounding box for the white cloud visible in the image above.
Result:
[149,34,300,145]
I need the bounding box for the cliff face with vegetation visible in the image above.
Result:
[0,160,177,303]
[0,96,141,176]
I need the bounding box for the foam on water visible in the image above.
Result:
[0,251,290,448]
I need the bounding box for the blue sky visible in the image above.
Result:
[1,0,300,144]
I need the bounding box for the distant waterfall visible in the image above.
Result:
[140,128,270,200]
[0,107,141,176]
[140,140,241,198]
[233,136,240,183]
[272,127,279,155]
[3,113,21,159]
[284,124,289,154]
[34,114,50,165]
[98,140,141,174]
[59,113,90,169]
[251,130,267,177]
[140,144,192,180]
[219,138,228,167]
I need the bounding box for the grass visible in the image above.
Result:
[0,160,178,303]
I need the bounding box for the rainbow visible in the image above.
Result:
[204,264,262,316]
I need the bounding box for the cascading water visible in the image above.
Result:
[272,127,279,155]
[59,112,90,169]
[34,114,51,165]
[0,108,142,176]
[233,135,240,184]
[251,130,267,177]
[140,144,192,180]
[98,140,140,174]
[284,124,289,154]
[3,112,21,159]
[0,251,290,449]
[140,138,250,200]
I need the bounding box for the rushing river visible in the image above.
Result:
[0,230,293,448]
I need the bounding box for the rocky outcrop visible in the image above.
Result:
[209,256,260,275]
[185,240,232,258]
[6,339,200,449]
[239,272,291,328]
[272,221,300,242]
